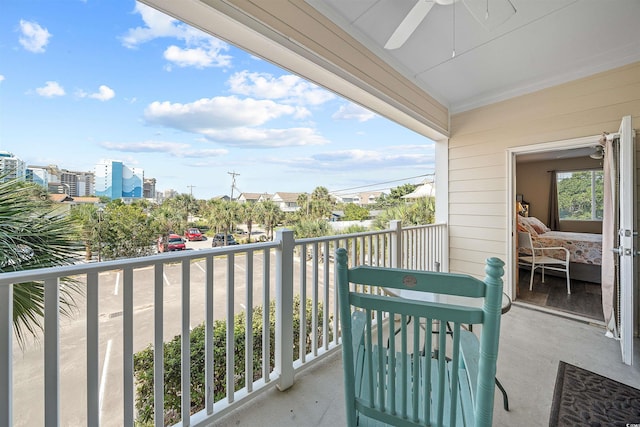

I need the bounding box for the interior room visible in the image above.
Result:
[515,145,605,322]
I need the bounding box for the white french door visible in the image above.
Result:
[617,115,636,365]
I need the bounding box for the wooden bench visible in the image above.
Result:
[336,248,505,427]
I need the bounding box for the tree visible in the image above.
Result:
[99,200,157,259]
[238,202,257,242]
[342,203,370,221]
[372,196,434,229]
[149,204,185,239]
[292,219,330,239]
[309,186,334,220]
[0,178,81,346]
[207,200,241,243]
[255,200,282,240]
[69,203,101,261]
[374,183,417,209]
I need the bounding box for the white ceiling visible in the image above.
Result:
[305,0,640,113]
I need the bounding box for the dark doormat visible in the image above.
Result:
[549,361,640,426]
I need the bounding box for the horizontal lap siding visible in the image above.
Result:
[448,62,640,278]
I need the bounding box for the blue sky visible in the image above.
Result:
[0,1,435,200]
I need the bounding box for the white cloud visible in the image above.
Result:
[36,81,65,97]
[81,85,115,101]
[145,96,296,130]
[332,103,376,122]
[18,20,51,53]
[121,3,231,68]
[201,127,329,147]
[228,71,334,106]
[164,41,231,69]
[144,95,328,148]
[0,75,5,83]
[100,140,228,158]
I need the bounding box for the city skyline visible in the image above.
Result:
[0,1,435,199]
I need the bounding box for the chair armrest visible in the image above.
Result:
[533,246,570,261]
[460,330,480,403]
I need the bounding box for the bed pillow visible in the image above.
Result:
[517,215,538,236]
[525,216,550,234]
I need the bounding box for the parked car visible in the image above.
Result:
[158,234,186,252]
[184,228,203,241]
[211,233,238,247]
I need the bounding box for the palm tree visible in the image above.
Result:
[207,200,241,243]
[238,202,257,243]
[69,203,101,260]
[0,178,81,347]
[310,186,334,220]
[255,200,282,240]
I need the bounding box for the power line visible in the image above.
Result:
[330,173,434,195]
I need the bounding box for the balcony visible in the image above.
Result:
[2,222,638,426]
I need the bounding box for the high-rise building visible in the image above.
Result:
[0,151,26,182]
[26,167,50,188]
[95,160,143,200]
[27,164,94,196]
[143,178,157,199]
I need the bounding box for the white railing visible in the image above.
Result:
[0,222,446,427]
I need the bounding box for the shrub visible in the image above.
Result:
[133,296,331,425]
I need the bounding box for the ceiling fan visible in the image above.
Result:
[384,0,517,50]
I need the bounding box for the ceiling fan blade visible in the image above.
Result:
[384,0,435,50]
[463,0,516,31]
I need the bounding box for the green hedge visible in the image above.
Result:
[133,296,332,425]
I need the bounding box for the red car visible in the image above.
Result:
[184,228,203,241]
[158,234,186,252]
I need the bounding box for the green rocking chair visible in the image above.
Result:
[336,248,505,427]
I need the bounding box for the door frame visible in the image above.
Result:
[506,134,602,300]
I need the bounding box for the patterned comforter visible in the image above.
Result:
[524,231,603,265]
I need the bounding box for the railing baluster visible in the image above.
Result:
[0,283,12,427]
[153,263,164,427]
[44,277,60,426]
[322,240,330,350]
[123,267,134,427]
[205,256,214,414]
[311,242,318,357]
[245,250,254,393]
[262,249,271,382]
[181,260,191,426]
[226,253,235,403]
[86,272,99,426]
[299,243,306,363]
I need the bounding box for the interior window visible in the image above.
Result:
[556,170,603,220]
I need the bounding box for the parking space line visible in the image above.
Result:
[99,339,112,423]
[196,262,206,273]
[113,272,120,296]
[163,271,170,286]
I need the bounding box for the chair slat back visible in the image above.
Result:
[337,248,504,427]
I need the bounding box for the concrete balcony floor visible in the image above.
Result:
[214,304,640,427]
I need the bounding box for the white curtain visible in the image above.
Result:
[601,137,618,337]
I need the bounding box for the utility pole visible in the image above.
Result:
[187,185,196,196]
[228,171,240,200]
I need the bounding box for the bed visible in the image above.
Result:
[518,216,602,283]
